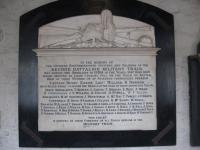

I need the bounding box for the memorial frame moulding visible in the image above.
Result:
[19,0,176,147]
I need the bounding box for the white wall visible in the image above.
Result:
[0,0,200,149]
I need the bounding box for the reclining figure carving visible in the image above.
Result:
[39,10,154,48]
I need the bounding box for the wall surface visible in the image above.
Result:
[0,0,200,150]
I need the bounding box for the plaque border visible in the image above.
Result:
[19,0,176,147]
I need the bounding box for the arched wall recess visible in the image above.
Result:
[19,0,176,147]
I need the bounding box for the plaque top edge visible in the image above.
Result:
[33,48,160,56]
[33,47,160,51]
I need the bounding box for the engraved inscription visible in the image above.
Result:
[38,56,157,131]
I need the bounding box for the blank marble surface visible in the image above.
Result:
[0,0,200,149]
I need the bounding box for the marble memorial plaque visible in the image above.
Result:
[34,10,160,131]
